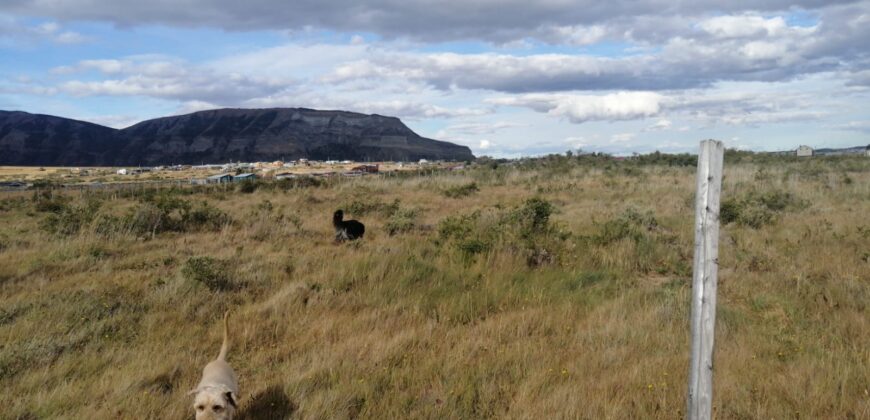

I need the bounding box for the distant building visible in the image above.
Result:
[796,145,814,157]
[275,172,298,180]
[207,173,233,184]
[116,168,128,175]
[351,164,379,173]
[233,173,257,182]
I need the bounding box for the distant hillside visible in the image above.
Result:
[0,108,474,166]
[0,111,122,166]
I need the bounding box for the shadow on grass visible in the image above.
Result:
[237,385,296,420]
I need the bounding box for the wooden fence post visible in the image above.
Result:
[687,139,724,420]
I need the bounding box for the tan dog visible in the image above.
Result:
[190,311,239,420]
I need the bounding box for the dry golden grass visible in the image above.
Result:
[0,157,868,419]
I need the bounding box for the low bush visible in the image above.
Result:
[443,182,479,198]
[31,189,67,213]
[181,256,235,291]
[237,180,259,194]
[40,199,101,236]
[585,208,688,275]
[90,197,231,237]
[437,198,567,266]
[344,197,400,217]
[385,207,419,236]
[274,176,324,190]
[592,208,659,246]
[720,189,806,228]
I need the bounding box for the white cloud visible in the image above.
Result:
[646,118,672,131]
[697,15,792,39]
[831,121,870,133]
[488,91,664,123]
[610,132,636,143]
[0,18,88,45]
[436,121,525,136]
[54,56,288,103]
[0,0,850,44]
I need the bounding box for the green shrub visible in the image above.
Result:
[41,199,101,236]
[184,201,231,231]
[275,176,324,190]
[237,180,258,194]
[181,257,234,291]
[592,208,658,245]
[720,189,806,229]
[386,207,418,236]
[125,203,167,236]
[510,197,554,239]
[344,197,400,217]
[436,198,566,266]
[31,189,67,213]
[443,182,479,198]
[122,198,229,236]
[438,211,482,241]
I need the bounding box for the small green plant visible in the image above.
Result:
[31,189,67,213]
[344,197,400,217]
[385,207,418,235]
[592,208,658,245]
[720,189,806,229]
[443,182,479,198]
[40,199,101,236]
[237,180,258,194]
[510,197,555,240]
[122,198,230,236]
[181,256,234,291]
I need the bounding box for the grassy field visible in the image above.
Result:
[0,154,868,419]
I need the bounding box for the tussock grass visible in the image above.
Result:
[0,157,868,418]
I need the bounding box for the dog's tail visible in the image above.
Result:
[218,311,230,361]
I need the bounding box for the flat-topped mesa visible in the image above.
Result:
[0,108,475,166]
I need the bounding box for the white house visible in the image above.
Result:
[796,145,814,157]
[116,168,128,175]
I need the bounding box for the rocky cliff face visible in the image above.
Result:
[0,108,474,166]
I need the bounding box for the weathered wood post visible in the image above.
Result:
[687,139,724,420]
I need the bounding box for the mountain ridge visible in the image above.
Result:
[0,108,475,165]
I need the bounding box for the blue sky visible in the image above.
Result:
[1,1,869,156]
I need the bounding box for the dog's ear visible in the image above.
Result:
[187,388,201,396]
[224,391,238,408]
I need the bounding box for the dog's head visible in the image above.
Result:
[191,386,238,420]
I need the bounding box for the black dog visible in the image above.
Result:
[333,209,365,241]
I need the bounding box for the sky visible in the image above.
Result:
[1,1,869,157]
